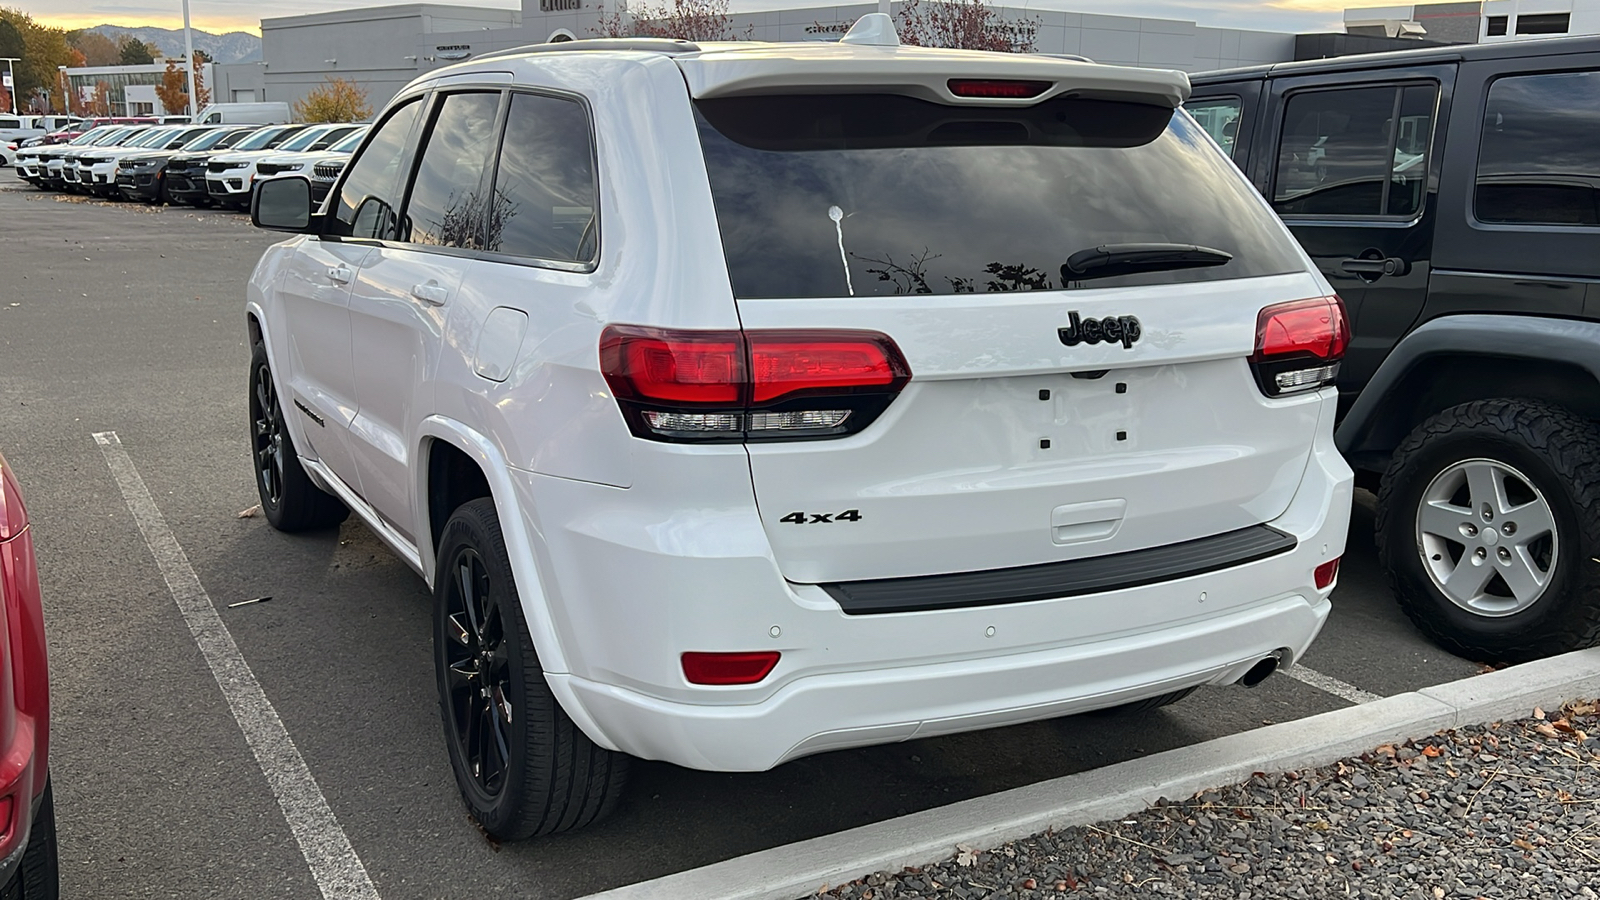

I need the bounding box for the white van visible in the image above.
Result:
[194,102,291,125]
[0,116,80,143]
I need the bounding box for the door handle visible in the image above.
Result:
[327,265,353,285]
[1339,257,1408,277]
[410,282,450,306]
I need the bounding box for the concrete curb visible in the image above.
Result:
[576,647,1600,900]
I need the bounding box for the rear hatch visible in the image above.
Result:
[676,52,1336,586]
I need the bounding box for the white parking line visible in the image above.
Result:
[94,432,382,900]
[1284,663,1384,705]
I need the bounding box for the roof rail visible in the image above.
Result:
[473,37,702,63]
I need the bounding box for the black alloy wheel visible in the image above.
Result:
[440,546,515,801]
[251,353,286,510]
[246,342,347,531]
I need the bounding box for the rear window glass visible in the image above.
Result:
[695,94,1303,299]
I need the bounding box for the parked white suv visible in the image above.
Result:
[247,20,1354,839]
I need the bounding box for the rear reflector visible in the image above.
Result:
[947,79,1051,99]
[682,651,781,685]
[1314,557,1341,590]
[601,326,910,443]
[1250,295,1350,397]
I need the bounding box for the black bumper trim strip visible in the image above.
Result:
[820,524,1298,615]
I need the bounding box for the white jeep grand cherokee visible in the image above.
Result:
[246,18,1354,840]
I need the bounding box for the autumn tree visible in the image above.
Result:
[0,8,77,107]
[118,35,155,65]
[68,30,120,66]
[155,57,187,115]
[592,0,752,41]
[292,76,372,123]
[895,0,1037,52]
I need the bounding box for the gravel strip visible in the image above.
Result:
[808,700,1600,900]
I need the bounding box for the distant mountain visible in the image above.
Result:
[86,24,262,64]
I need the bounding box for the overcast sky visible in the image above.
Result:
[24,0,1349,37]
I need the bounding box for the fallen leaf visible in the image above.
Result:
[1553,718,1577,734]
[1534,707,1546,720]
[238,505,261,518]
[1422,745,1443,758]
[1021,878,1037,890]
[1535,723,1560,739]
[954,844,978,868]
[1514,839,1536,851]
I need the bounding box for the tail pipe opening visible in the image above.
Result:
[1238,650,1287,688]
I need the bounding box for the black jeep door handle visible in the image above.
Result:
[1340,256,1407,276]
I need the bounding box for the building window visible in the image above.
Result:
[1476,70,1600,226]
[1486,15,1508,36]
[1515,13,1570,35]
[130,102,154,115]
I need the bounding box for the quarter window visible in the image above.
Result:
[1476,71,1600,227]
[400,91,501,248]
[1184,96,1243,158]
[1273,84,1435,218]
[330,97,423,240]
[484,93,598,264]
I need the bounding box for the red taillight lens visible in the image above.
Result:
[748,332,905,403]
[1314,557,1341,590]
[682,651,780,685]
[1249,295,1349,396]
[600,327,743,404]
[600,326,911,443]
[947,79,1051,99]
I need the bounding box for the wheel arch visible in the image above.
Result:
[415,417,616,749]
[1336,315,1600,472]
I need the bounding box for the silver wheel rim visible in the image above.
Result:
[1416,457,1558,617]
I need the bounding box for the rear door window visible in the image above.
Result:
[695,94,1303,299]
[1273,84,1436,218]
[1475,70,1600,227]
[399,91,501,248]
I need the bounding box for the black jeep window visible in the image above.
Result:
[1184,96,1244,158]
[330,97,422,240]
[401,91,500,248]
[696,93,1302,299]
[484,93,598,264]
[1273,84,1434,218]
[1476,70,1600,227]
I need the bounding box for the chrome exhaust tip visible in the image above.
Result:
[1238,651,1285,688]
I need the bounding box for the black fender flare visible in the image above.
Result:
[1335,314,1600,461]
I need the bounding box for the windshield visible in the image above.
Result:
[127,127,175,148]
[278,126,334,152]
[329,128,369,153]
[233,127,289,152]
[89,128,133,146]
[70,128,114,145]
[186,128,243,151]
[695,94,1304,298]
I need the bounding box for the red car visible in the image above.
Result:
[0,452,56,898]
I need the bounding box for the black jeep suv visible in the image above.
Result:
[1189,36,1600,664]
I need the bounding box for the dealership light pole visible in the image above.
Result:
[181,0,198,118]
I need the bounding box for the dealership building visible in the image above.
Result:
[233,0,1600,115]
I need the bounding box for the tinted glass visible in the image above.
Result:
[330,128,369,153]
[401,92,501,248]
[331,98,423,240]
[278,126,334,153]
[1515,13,1569,34]
[1274,85,1434,217]
[187,128,244,151]
[1476,71,1600,227]
[1184,97,1243,158]
[0,118,20,129]
[234,126,300,152]
[1486,15,1508,35]
[485,93,597,263]
[696,94,1301,299]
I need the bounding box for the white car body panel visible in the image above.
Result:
[248,40,1354,772]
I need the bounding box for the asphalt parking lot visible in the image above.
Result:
[0,179,1489,899]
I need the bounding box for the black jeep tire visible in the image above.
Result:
[248,342,348,532]
[434,498,630,840]
[2,781,59,900]
[1377,399,1600,663]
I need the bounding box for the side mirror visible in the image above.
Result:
[252,176,316,233]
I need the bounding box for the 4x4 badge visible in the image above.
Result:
[1059,311,1142,350]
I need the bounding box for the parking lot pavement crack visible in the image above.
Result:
[92,431,382,900]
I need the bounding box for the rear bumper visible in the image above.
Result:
[512,392,1354,772]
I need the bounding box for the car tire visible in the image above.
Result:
[434,498,630,840]
[153,177,168,206]
[2,781,60,900]
[1376,399,1600,663]
[248,342,348,532]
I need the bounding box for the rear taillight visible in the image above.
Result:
[600,326,911,443]
[1249,295,1349,397]
[681,651,781,686]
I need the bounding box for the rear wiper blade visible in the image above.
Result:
[1061,243,1232,282]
